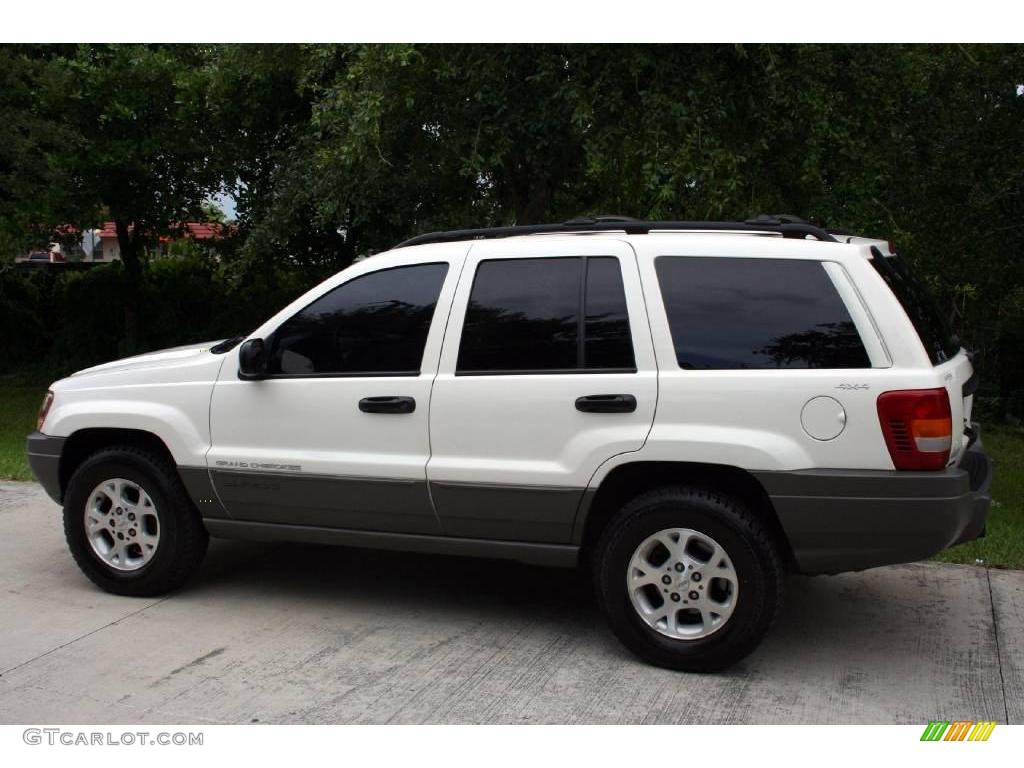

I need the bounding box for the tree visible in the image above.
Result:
[0,45,81,260]
[3,43,1020,414]
[214,43,1022,414]
[36,44,224,351]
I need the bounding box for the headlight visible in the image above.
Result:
[37,391,54,431]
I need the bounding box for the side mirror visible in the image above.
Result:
[238,338,267,380]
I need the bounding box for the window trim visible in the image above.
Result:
[258,369,425,380]
[454,254,638,377]
[821,261,891,368]
[653,254,875,372]
[260,261,449,380]
[456,367,638,378]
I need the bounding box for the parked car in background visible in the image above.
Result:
[20,249,65,264]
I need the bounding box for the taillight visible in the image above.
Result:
[877,388,952,470]
[37,391,54,431]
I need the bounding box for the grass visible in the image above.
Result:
[0,376,46,481]
[0,377,1021,568]
[933,423,1024,570]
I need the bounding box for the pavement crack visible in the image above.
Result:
[149,647,227,687]
[0,596,170,678]
[986,569,1011,724]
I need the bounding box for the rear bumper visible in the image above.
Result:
[755,433,993,574]
[26,431,66,504]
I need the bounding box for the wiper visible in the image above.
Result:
[209,335,247,355]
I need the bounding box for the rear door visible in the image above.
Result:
[427,238,657,543]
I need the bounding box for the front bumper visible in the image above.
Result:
[26,431,66,504]
[755,431,993,574]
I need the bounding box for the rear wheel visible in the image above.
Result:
[593,485,783,671]
[63,446,208,596]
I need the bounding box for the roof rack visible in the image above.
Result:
[394,214,837,248]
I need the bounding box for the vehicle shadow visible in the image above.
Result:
[191,537,952,670]
[196,538,597,618]
[168,540,1005,723]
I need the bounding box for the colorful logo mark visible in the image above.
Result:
[920,721,996,741]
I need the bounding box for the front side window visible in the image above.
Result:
[655,256,871,369]
[268,262,449,376]
[457,256,635,373]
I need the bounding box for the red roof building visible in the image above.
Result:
[92,221,226,261]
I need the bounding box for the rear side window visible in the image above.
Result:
[869,249,959,365]
[585,257,634,369]
[655,256,871,369]
[457,256,635,373]
[269,262,448,376]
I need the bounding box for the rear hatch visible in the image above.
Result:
[868,246,975,464]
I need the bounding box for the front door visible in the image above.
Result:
[427,238,658,543]
[207,248,465,534]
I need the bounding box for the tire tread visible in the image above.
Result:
[63,445,208,597]
[593,483,784,671]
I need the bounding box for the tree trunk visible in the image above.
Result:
[115,219,143,355]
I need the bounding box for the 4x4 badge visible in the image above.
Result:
[836,383,869,390]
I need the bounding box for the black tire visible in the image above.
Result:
[63,446,209,597]
[593,485,784,672]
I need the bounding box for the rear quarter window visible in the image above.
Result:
[655,256,871,369]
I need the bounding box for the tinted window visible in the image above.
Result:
[457,256,635,373]
[655,257,871,369]
[585,257,635,369]
[269,262,448,375]
[870,250,959,365]
[458,258,581,372]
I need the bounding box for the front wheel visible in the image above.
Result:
[593,485,784,671]
[63,446,209,597]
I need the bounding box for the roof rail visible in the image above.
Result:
[394,215,837,248]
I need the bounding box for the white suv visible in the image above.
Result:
[27,217,993,671]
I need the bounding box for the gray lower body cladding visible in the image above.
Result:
[26,431,65,504]
[177,466,231,519]
[207,469,583,543]
[754,441,993,574]
[30,430,992,575]
[428,480,582,542]
[203,469,584,567]
[210,469,442,535]
[203,518,578,567]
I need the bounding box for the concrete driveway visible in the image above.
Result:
[0,480,1021,725]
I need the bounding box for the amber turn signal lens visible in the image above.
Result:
[877,388,952,470]
[37,391,54,431]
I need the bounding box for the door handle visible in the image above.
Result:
[359,396,416,414]
[575,394,637,413]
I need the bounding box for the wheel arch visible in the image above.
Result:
[575,461,796,570]
[59,428,178,502]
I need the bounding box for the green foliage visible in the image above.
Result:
[934,424,1024,569]
[0,255,317,380]
[0,45,80,255]
[0,265,51,366]
[45,44,223,234]
[49,262,129,369]
[223,43,1024,417]
[1,43,1022,417]
[0,377,45,480]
